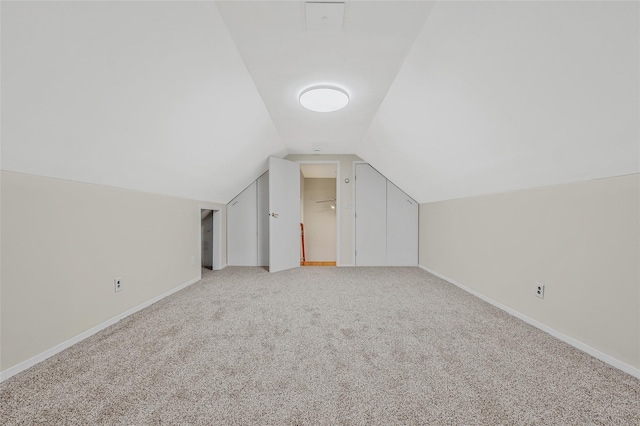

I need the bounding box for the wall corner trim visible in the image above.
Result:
[0,276,201,383]
[418,265,640,380]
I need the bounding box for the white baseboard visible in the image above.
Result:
[418,265,640,380]
[0,276,201,383]
[339,264,355,267]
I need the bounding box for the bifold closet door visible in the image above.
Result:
[227,182,258,266]
[355,164,387,266]
[386,181,418,266]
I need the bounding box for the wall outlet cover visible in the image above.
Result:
[114,277,123,293]
[535,283,545,299]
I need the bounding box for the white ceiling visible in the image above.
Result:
[1,1,638,204]
[216,1,435,155]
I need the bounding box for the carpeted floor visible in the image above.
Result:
[1,267,638,425]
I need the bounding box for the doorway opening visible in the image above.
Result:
[200,209,221,272]
[299,162,338,266]
[201,209,214,270]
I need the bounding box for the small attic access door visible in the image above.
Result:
[268,157,301,273]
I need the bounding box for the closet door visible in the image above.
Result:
[256,172,269,267]
[355,164,387,266]
[386,181,418,266]
[227,182,258,266]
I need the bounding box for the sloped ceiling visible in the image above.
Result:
[1,1,638,204]
[358,1,639,202]
[1,1,286,203]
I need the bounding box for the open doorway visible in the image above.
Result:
[201,209,214,270]
[200,208,221,272]
[299,163,338,266]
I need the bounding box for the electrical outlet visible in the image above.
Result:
[114,277,123,293]
[535,283,545,299]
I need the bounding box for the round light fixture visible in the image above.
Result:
[299,86,349,112]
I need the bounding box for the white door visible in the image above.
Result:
[269,157,300,273]
[386,181,418,266]
[355,164,387,266]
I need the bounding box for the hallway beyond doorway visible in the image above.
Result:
[300,261,336,266]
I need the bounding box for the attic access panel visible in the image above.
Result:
[305,2,345,32]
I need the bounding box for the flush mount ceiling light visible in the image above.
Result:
[299,86,349,112]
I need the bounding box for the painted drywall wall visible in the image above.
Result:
[286,154,362,266]
[0,171,226,373]
[419,174,640,370]
[303,178,337,262]
[300,170,305,224]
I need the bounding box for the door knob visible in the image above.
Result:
[271,213,279,218]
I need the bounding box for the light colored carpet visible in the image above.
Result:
[1,267,638,425]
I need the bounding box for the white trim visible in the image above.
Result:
[0,276,201,383]
[339,264,355,267]
[418,265,640,379]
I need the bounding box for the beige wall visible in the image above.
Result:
[286,154,362,266]
[1,171,226,372]
[419,174,640,370]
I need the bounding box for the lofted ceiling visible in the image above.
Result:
[358,1,639,202]
[216,1,434,155]
[1,1,638,204]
